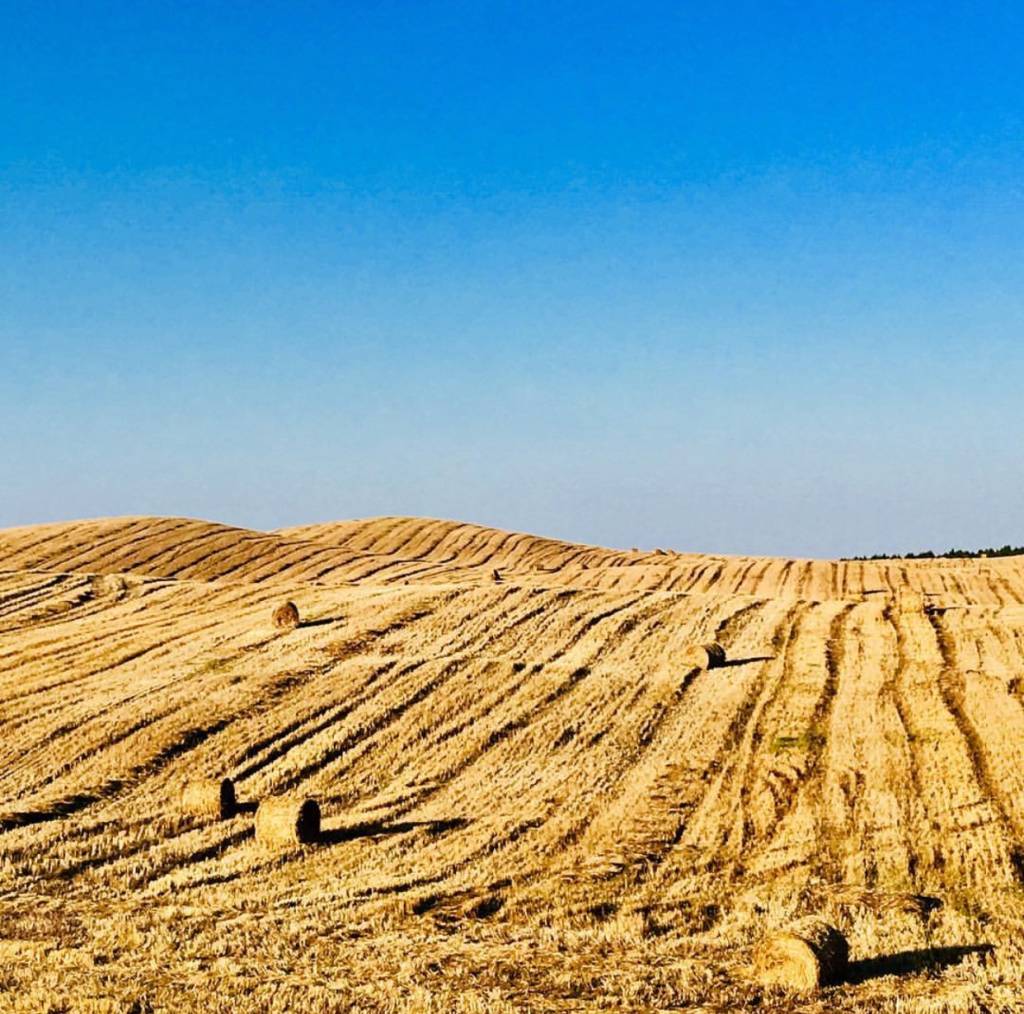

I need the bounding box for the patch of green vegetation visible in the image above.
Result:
[845,544,1024,561]
[193,656,232,676]
[770,728,826,753]
[945,889,992,923]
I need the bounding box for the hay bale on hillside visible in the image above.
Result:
[255,796,320,847]
[273,601,300,630]
[752,916,848,991]
[181,778,236,820]
[682,642,727,671]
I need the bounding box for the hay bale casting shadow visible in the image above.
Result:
[273,601,300,630]
[682,642,727,671]
[753,916,848,992]
[256,797,320,847]
[181,778,236,820]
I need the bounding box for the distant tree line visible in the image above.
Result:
[844,544,1024,562]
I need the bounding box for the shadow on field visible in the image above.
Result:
[320,817,469,845]
[0,791,103,832]
[721,655,774,668]
[846,943,994,983]
[301,616,346,628]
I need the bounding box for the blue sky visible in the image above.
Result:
[2,1,1022,556]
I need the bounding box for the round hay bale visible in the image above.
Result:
[753,916,848,991]
[272,601,300,630]
[682,642,727,671]
[255,796,320,848]
[181,778,236,820]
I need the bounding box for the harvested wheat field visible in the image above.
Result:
[3,515,1024,1012]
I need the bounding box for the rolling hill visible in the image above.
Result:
[1,516,1022,1011]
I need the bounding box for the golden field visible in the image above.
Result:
[2,516,1023,1012]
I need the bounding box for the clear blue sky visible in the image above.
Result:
[2,1,1022,557]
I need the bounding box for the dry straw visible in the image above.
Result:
[181,777,236,820]
[255,796,320,847]
[682,642,727,671]
[816,885,941,918]
[896,589,925,614]
[273,601,301,630]
[752,916,848,991]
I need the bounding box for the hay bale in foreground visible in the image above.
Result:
[682,642,727,671]
[181,778,236,820]
[273,601,300,630]
[255,796,320,847]
[753,916,848,992]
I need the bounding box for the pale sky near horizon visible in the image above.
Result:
[2,2,1023,557]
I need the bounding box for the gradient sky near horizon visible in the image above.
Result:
[3,1,1023,557]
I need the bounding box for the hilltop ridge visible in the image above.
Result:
[2,514,1021,605]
